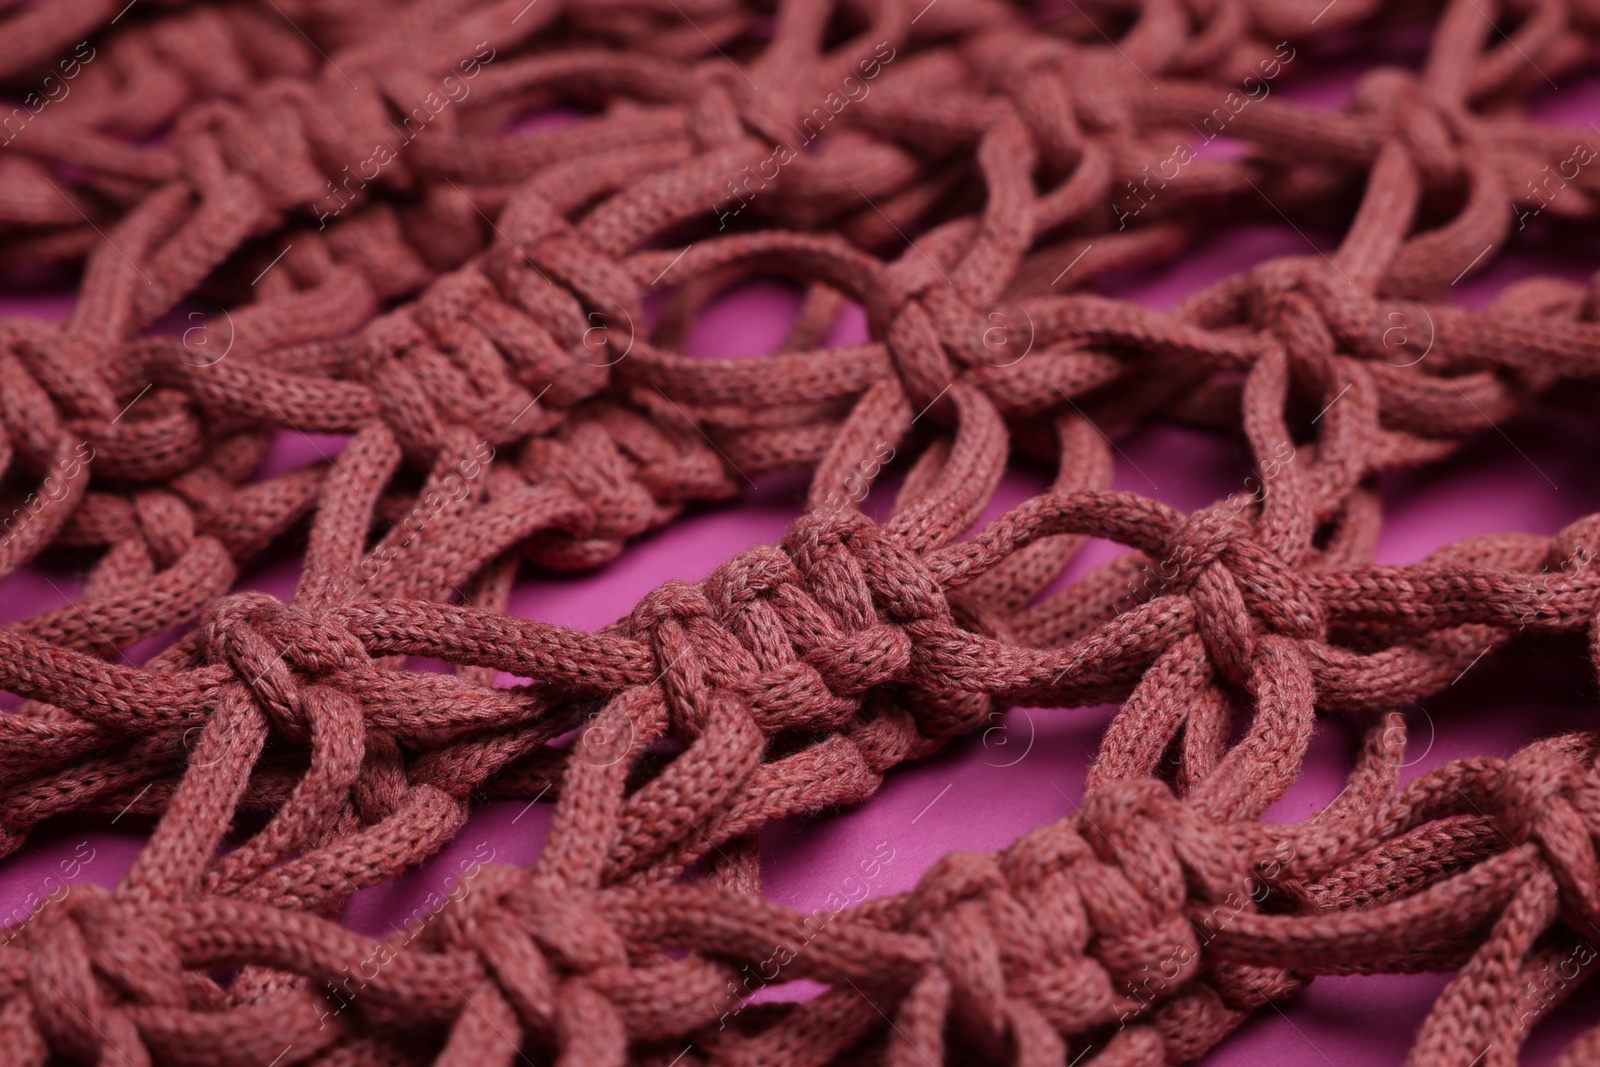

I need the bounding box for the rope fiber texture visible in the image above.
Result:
[4,0,1600,1064]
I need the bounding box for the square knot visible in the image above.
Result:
[786,509,950,625]
[131,489,199,571]
[1079,779,1189,884]
[356,300,569,466]
[2,319,118,447]
[1093,914,1204,994]
[1351,68,1463,187]
[628,578,714,634]
[907,851,1008,920]
[434,867,629,1041]
[1063,783,1242,1004]
[1497,739,1600,929]
[895,854,1021,1049]
[875,268,968,417]
[875,282,1041,422]
[199,591,374,742]
[1159,509,1326,686]
[1243,258,1348,346]
[22,884,185,1066]
[622,517,946,738]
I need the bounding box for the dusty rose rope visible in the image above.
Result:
[2,0,1600,1065]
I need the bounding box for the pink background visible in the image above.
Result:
[4,31,1600,1064]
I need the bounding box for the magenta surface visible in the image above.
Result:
[4,42,1600,1064]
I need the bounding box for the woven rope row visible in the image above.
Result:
[3,0,1600,1064]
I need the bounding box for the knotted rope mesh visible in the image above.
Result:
[2,0,1600,1063]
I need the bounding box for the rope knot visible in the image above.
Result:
[1159,507,1325,685]
[22,884,184,1066]
[876,255,977,417]
[1077,780,1205,991]
[434,865,629,1042]
[1501,738,1600,928]
[1352,68,1462,187]
[200,591,373,742]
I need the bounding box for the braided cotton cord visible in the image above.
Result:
[3,0,1600,1064]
